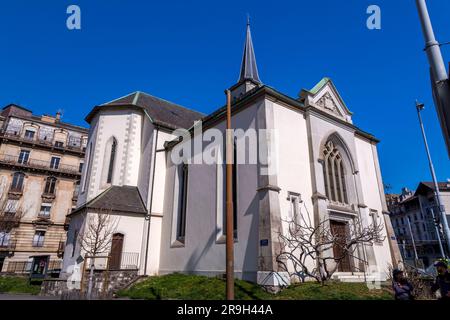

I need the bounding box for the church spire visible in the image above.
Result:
[238,17,261,84]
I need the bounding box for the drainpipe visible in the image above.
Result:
[143,128,159,275]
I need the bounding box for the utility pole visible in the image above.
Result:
[415,0,450,157]
[429,207,446,258]
[225,89,235,300]
[416,101,450,256]
[407,216,419,266]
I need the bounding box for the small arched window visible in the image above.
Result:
[44,177,57,195]
[11,172,25,192]
[323,141,348,204]
[106,138,117,184]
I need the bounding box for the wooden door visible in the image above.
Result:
[110,233,124,270]
[330,220,352,272]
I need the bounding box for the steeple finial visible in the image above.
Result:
[238,17,261,84]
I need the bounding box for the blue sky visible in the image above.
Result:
[0,0,449,193]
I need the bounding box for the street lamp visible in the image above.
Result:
[416,101,450,257]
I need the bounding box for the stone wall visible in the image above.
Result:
[41,269,139,299]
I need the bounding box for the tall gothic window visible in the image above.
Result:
[323,141,348,204]
[176,163,189,242]
[107,138,117,184]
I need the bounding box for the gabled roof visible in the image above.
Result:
[70,185,147,216]
[85,91,204,130]
[300,77,353,115]
[414,181,450,196]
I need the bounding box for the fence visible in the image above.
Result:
[84,252,140,271]
[5,260,62,274]
[0,154,80,175]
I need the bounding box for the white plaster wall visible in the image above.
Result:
[158,102,262,281]
[272,102,314,223]
[355,137,393,276]
[82,108,143,203]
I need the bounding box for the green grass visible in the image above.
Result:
[0,276,41,295]
[117,273,392,300]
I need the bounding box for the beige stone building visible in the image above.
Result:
[0,104,88,275]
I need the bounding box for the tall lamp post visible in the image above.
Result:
[416,101,450,257]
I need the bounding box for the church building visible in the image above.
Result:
[62,22,401,286]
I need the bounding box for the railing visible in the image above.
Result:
[5,260,62,274]
[85,252,140,271]
[6,260,32,273]
[0,212,21,227]
[0,154,80,175]
[0,239,17,252]
[8,186,23,194]
[1,130,86,153]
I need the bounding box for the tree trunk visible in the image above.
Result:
[87,257,95,299]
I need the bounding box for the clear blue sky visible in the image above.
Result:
[0,0,449,193]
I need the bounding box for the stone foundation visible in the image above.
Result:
[41,269,139,299]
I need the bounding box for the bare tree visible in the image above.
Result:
[276,203,385,284]
[77,209,119,299]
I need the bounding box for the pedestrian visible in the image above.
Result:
[392,269,414,300]
[431,260,450,300]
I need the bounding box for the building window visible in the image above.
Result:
[32,231,45,247]
[176,164,188,242]
[71,230,78,257]
[106,138,117,184]
[11,172,25,192]
[82,142,93,192]
[54,141,64,148]
[24,130,35,140]
[5,199,19,214]
[79,162,84,173]
[0,232,11,247]
[323,141,348,204]
[18,150,30,165]
[44,177,57,195]
[50,156,60,169]
[288,192,301,224]
[38,204,51,219]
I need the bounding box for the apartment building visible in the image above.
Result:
[387,181,450,268]
[0,104,88,275]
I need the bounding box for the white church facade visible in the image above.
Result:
[62,23,402,285]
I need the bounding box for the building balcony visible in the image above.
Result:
[0,212,21,228]
[0,154,81,178]
[57,241,65,258]
[0,239,17,254]
[0,129,86,155]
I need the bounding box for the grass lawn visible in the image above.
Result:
[0,276,41,295]
[117,273,392,300]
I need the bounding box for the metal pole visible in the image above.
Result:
[407,216,419,265]
[225,90,234,300]
[416,101,450,255]
[429,207,446,258]
[415,0,448,82]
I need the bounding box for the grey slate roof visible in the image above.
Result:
[71,185,147,215]
[238,21,261,84]
[86,91,204,130]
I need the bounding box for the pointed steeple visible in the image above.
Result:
[238,17,261,84]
